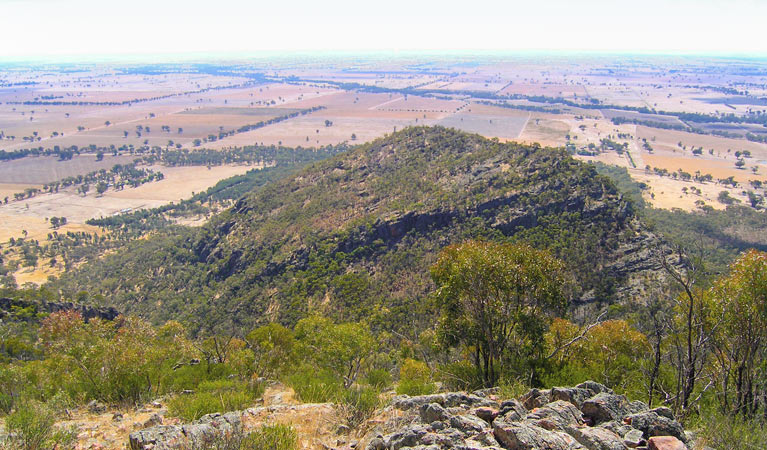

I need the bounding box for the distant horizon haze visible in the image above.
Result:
[1,0,766,61]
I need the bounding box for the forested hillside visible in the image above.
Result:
[52,127,670,334]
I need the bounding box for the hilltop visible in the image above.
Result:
[52,127,669,333]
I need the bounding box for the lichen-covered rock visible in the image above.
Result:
[576,381,614,397]
[551,387,593,408]
[625,411,686,442]
[420,403,451,423]
[581,394,632,424]
[493,421,585,450]
[520,388,551,410]
[525,400,584,430]
[392,393,496,411]
[498,399,527,422]
[565,426,627,450]
[623,429,645,448]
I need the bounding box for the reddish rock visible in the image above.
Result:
[648,436,688,450]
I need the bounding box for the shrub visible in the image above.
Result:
[167,379,262,422]
[697,412,767,450]
[396,359,436,396]
[1,400,77,450]
[363,368,392,390]
[338,386,380,428]
[438,361,482,391]
[286,367,343,403]
[243,424,298,450]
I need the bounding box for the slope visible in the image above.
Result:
[52,127,668,334]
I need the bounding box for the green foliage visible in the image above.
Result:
[294,316,375,388]
[338,385,380,428]
[245,323,296,379]
[1,400,77,450]
[437,360,483,392]
[431,240,566,386]
[363,368,392,390]
[696,412,767,450]
[242,424,297,450]
[396,358,436,396]
[286,367,343,403]
[167,379,263,421]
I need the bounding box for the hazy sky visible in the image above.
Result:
[1,0,766,60]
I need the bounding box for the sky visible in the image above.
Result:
[1,0,766,61]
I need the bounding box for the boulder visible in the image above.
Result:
[386,425,430,450]
[498,399,527,422]
[625,411,686,442]
[623,429,645,448]
[420,403,451,423]
[581,394,632,424]
[647,436,688,450]
[566,426,627,450]
[493,421,585,450]
[449,413,487,433]
[551,387,593,408]
[576,381,614,397]
[520,388,551,410]
[475,407,499,423]
[525,400,584,430]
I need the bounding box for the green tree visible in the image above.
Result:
[431,240,566,387]
[709,250,767,417]
[294,316,375,388]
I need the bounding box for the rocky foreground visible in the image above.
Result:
[130,381,695,450]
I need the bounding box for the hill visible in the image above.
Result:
[51,127,670,334]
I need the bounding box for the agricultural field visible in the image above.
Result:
[2,55,767,284]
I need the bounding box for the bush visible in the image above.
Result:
[1,400,77,450]
[697,412,767,450]
[396,359,436,396]
[243,424,297,450]
[363,368,392,390]
[167,379,262,422]
[286,367,343,403]
[338,386,380,427]
[438,361,482,391]
[179,423,297,450]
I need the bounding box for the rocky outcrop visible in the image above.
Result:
[368,381,690,450]
[129,403,332,450]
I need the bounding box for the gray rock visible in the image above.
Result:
[623,429,645,448]
[143,413,163,428]
[581,393,632,424]
[626,411,686,442]
[474,407,499,423]
[566,425,627,450]
[420,403,451,423]
[498,399,527,422]
[551,387,593,408]
[600,421,633,438]
[387,425,429,450]
[88,400,107,414]
[493,421,585,450]
[525,400,584,430]
[129,425,184,450]
[449,414,487,434]
[576,381,614,397]
[520,388,551,410]
[366,436,386,450]
[393,393,495,411]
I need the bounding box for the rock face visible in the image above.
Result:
[368,381,690,450]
